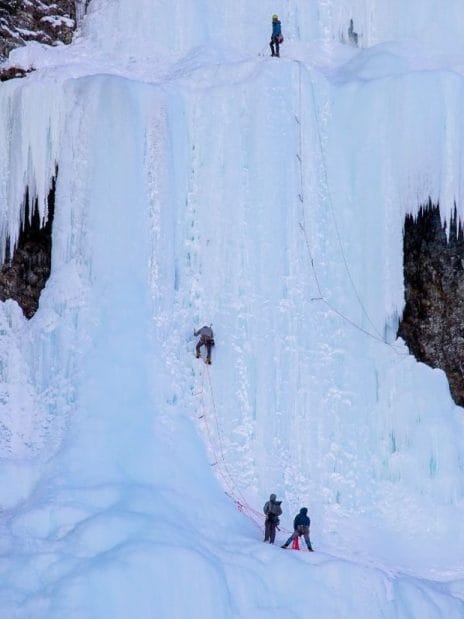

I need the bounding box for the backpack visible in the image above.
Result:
[269,501,282,517]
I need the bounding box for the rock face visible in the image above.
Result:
[0,0,79,61]
[0,181,55,319]
[398,200,464,407]
[0,65,29,80]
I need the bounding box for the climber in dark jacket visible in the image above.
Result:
[263,493,282,544]
[281,507,313,550]
[270,14,283,57]
[194,325,214,364]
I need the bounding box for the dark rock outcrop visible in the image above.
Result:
[0,179,55,319]
[398,200,464,406]
[0,0,82,61]
[0,65,31,81]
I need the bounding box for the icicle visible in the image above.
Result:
[0,78,64,260]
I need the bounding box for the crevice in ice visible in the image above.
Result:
[347,19,359,47]
[340,19,359,47]
[0,174,55,319]
[398,200,464,407]
[75,0,92,24]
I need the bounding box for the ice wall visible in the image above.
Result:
[1,0,464,617]
[0,79,64,257]
[320,0,464,51]
[82,0,464,59]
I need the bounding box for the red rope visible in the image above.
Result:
[195,364,262,530]
[205,366,292,533]
[194,363,292,534]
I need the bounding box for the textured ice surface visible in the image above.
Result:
[0,1,464,617]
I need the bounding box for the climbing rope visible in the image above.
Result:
[193,363,293,535]
[195,364,263,531]
[293,59,408,357]
[192,56,411,544]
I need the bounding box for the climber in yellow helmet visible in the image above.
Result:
[270,14,283,57]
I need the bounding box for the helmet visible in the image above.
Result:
[272,14,278,21]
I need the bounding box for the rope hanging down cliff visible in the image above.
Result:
[293,59,407,357]
[195,364,263,530]
[194,364,292,534]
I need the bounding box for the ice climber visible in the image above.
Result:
[263,493,282,544]
[270,14,283,57]
[194,325,215,364]
[281,507,314,551]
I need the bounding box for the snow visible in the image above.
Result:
[40,16,75,29]
[0,1,464,617]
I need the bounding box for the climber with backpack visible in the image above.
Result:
[281,507,314,551]
[270,14,283,57]
[263,493,282,544]
[194,325,215,365]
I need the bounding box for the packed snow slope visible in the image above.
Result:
[1,1,464,617]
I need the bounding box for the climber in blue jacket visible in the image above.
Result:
[281,507,314,551]
[270,14,283,57]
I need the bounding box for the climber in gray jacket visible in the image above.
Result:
[263,493,282,544]
[194,325,214,364]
